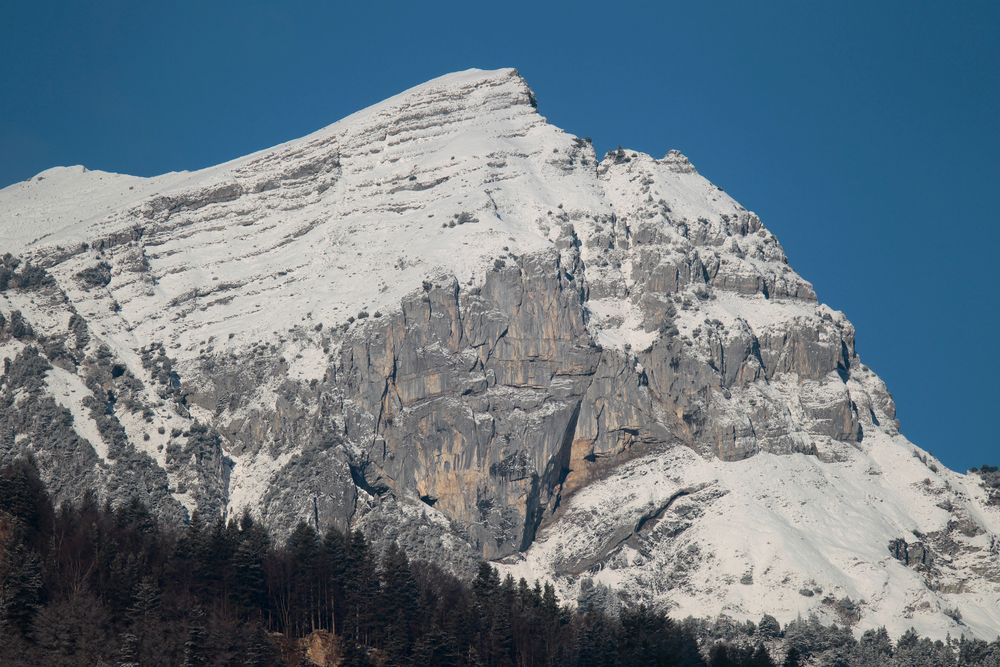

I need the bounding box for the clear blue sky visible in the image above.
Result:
[2,2,997,472]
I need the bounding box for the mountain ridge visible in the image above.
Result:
[1,67,998,640]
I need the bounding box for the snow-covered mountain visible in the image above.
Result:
[1,68,997,640]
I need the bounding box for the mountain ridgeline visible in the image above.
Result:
[0,68,998,641]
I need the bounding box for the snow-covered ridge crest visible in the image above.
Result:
[1,67,591,364]
[1,67,997,641]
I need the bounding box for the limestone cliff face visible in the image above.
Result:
[1,68,997,638]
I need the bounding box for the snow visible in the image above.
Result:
[499,429,1000,640]
[0,339,24,366]
[226,448,297,519]
[684,291,824,333]
[2,66,997,640]
[1,69,603,371]
[586,297,659,351]
[44,365,110,461]
[0,166,189,254]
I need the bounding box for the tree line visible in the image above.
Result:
[1,457,999,666]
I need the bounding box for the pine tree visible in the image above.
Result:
[322,526,348,634]
[0,457,53,548]
[708,643,739,667]
[194,516,234,601]
[0,542,44,636]
[487,600,515,667]
[182,606,209,667]
[232,511,270,623]
[340,638,373,667]
[379,542,420,661]
[858,626,893,663]
[575,610,616,667]
[516,578,531,609]
[412,625,462,667]
[541,581,558,616]
[127,575,161,626]
[232,538,267,616]
[344,530,377,644]
[472,562,500,621]
[782,646,802,667]
[118,632,140,667]
[758,614,781,639]
[245,622,281,667]
[287,521,321,636]
[748,643,776,667]
[31,592,113,665]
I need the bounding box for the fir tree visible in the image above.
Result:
[0,542,44,636]
[757,614,781,639]
[127,575,161,626]
[748,643,776,667]
[378,542,420,660]
[118,632,139,667]
[412,625,462,667]
[322,526,348,634]
[781,646,802,667]
[245,622,282,667]
[232,538,267,617]
[0,456,53,549]
[858,626,893,663]
[344,530,377,644]
[182,606,209,667]
[575,610,617,667]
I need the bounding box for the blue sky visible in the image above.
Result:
[2,2,997,471]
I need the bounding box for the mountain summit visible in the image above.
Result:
[1,68,997,639]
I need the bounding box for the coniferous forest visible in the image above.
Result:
[2,457,1000,667]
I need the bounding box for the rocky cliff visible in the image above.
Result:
[1,68,997,639]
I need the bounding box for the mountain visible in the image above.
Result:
[1,67,997,640]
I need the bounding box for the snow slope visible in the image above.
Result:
[1,67,997,640]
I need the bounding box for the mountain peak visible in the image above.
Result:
[2,69,998,641]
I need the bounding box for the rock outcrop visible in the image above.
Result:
[1,68,997,639]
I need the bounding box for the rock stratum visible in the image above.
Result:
[1,68,997,639]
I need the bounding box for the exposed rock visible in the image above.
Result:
[1,67,997,639]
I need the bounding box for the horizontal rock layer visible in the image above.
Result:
[0,68,997,639]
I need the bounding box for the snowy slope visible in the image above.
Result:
[1,68,594,365]
[1,67,997,640]
[500,430,1000,639]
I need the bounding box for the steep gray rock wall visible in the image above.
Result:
[1,67,996,637]
[0,69,900,555]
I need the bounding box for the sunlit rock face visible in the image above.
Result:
[1,68,997,639]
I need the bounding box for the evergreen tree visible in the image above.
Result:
[412,625,462,667]
[0,542,44,636]
[245,622,282,667]
[708,643,744,667]
[32,592,113,666]
[757,614,781,639]
[182,606,209,667]
[781,646,802,667]
[575,610,617,667]
[2,458,998,667]
[958,636,993,666]
[0,457,54,549]
[340,638,373,667]
[127,575,161,626]
[232,537,267,617]
[322,526,348,634]
[379,543,420,661]
[858,626,893,663]
[344,530,377,644]
[117,632,139,667]
[486,597,514,667]
[471,562,500,628]
[748,643,776,667]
